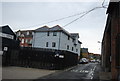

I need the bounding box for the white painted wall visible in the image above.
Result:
[32,31,81,55]
[32,32,60,50]
[59,32,81,56]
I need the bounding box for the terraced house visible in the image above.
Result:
[32,25,82,56]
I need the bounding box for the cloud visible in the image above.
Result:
[1,0,108,2]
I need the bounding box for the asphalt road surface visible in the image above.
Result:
[36,62,102,80]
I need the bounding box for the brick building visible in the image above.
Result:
[80,48,89,59]
[101,1,120,79]
[16,30,34,47]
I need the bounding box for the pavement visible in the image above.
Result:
[1,62,113,81]
[99,72,112,80]
[2,66,57,80]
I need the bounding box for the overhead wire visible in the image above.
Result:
[21,11,87,29]
[102,0,109,8]
[20,0,109,29]
[63,0,109,27]
[63,6,108,27]
[33,6,108,41]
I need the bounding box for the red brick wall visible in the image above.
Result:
[19,37,32,47]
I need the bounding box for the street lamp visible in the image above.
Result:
[97,41,101,50]
[97,41,101,43]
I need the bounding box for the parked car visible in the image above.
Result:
[96,59,101,63]
[79,58,89,64]
[90,59,96,63]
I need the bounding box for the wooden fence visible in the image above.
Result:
[2,47,78,70]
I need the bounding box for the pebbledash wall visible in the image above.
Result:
[32,25,82,56]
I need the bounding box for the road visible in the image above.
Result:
[35,63,102,80]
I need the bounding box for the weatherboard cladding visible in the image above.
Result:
[0,25,20,50]
[0,25,16,40]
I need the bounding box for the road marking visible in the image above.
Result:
[93,66,96,71]
[74,70,78,72]
[89,66,96,79]
[90,77,93,79]
[71,70,89,73]
[85,70,89,73]
[91,73,93,75]
[79,70,82,72]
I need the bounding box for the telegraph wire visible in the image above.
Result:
[63,0,109,27]
[20,0,109,29]
[21,11,87,29]
[36,1,108,28]
[63,6,107,27]
[102,0,109,8]
[33,7,107,38]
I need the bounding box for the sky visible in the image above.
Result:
[1,0,110,54]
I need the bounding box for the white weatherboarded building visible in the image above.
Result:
[32,25,82,56]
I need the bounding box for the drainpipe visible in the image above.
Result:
[32,31,35,47]
[55,31,61,57]
[58,31,61,51]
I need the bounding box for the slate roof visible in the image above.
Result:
[49,25,63,31]
[35,26,49,32]
[35,25,71,36]
[35,25,82,43]
[35,25,68,32]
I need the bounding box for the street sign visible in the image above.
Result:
[0,32,14,40]
[4,47,8,51]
